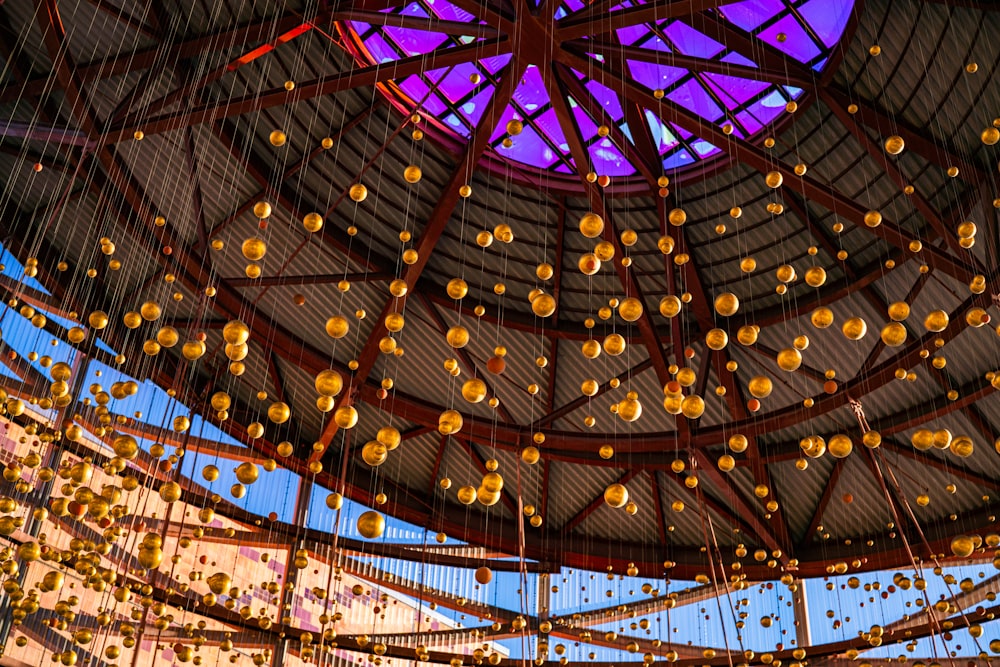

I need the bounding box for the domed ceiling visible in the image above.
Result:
[0,0,998,665]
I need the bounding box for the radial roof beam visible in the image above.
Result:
[558,0,724,41]
[104,37,510,143]
[310,59,525,462]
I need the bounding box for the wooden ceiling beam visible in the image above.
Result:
[558,0,723,41]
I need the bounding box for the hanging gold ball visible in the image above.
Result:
[924,310,949,332]
[736,325,759,346]
[884,135,905,155]
[579,212,604,238]
[457,486,476,504]
[315,370,344,397]
[842,317,867,340]
[776,347,802,372]
[506,119,523,136]
[223,319,250,345]
[267,402,290,424]
[714,292,739,316]
[668,208,686,226]
[357,511,385,539]
[764,171,783,188]
[349,184,368,202]
[828,434,853,458]
[880,322,907,347]
[705,328,729,351]
[982,127,1000,145]
[659,295,681,318]
[950,535,975,558]
[325,316,350,339]
[804,266,827,287]
[334,405,358,429]
[446,325,470,348]
[302,212,323,232]
[747,376,773,399]
[618,297,643,322]
[681,395,705,419]
[462,378,487,403]
[532,293,556,318]
[863,210,882,228]
[446,278,469,300]
[603,333,626,356]
[604,483,629,508]
[362,441,388,467]
[438,409,463,435]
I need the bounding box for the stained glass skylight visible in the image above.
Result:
[337,0,855,177]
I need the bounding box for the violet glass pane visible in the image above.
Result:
[670,123,693,140]
[554,162,573,173]
[497,124,560,168]
[703,72,770,106]
[399,2,430,18]
[443,112,471,136]
[534,108,571,156]
[402,77,449,115]
[666,21,726,59]
[721,51,758,68]
[426,0,476,23]
[489,105,519,143]
[361,31,399,63]
[811,56,828,72]
[589,138,635,176]
[458,86,495,126]
[734,109,764,134]
[615,24,649,46]
[384,26,447,55]
[740,94,785,128]
[626,60,686,92]
[667,80,723,121]
[717,0,785,32]
[480,53,513,75]
[512,66,548,113]
[640,34,672,53]
[758,14,821,62]
[438,62,481,102]
[799,0,853,48]
[584,78,625,122]
[570,102,599,140]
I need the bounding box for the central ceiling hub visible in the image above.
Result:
[513,13,558,66]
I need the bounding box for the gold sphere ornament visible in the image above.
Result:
[729,433,749,453]
[659,295,681,318]
[736,324,759,346]
[880,322,907,347]
[253,201,272,219]
[714,292,739,316]
[924,310,949,332]
[863,210,882,228]
[159,481,182,503]
[579,212,604,238]
[438,409,464,435]
[223,319,250,345]
[775,264,797,283]
[603,333,626,356]
[776,347,802,372]
[494,223,514,243]
[88,310,109,329]
[532,293,556,318]
[951,535,975,558]
[887,301,910,321]
[828,434,853,458]
[804,266,826,287]
[521,446,540,465]
[334,405,358,429]
[681,395,705,419]
[457,485,476,504]
[618,396,642,422]
[950,435,974,458]
[618,297,643,322]
[315,369,344,396]
[267,401,290,424]
[349,184,368,202]
[446,325,470,348]
[362,441,388,467]
[842,316,867,340]
[303,212,323,232]
[765,171,783,188]
[718,454,735,472]
[884,135,904,155]
[747,376,773,399]
[357,511,385,539]
[705,328,728,351]
[269,130,286,147]
[475,566,493,585]
[462,378,487,404]
[604,483,629,508]
[403,165,422,183]
[325,315,349,339]
[446,278,468,299]
[182,340,206,360]
[668,208,686,226]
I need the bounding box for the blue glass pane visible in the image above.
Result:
[666,20,726,58]
[758,14,822,62]
[664,148,695,169]
[800,0,854,48]
[645,111,680,154]
[384,25,448,54]
[667,80,724,121]
[691,138,721,157]
[0,245,49,294]
[180,453,300,522]
[718,0,785,32]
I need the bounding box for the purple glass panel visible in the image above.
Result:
[554,162,573,174]
[399,2,430,18]
[721,51,758,68]
[497,124,560,168]
[589,138,635,176]
[667,80,723,121]
[534,108,571,156]
[703,72,770,106]
[799,0,853,48]
[458,86,496,127]
[400,75,450,115]
[479,53,513,75]
[666,20,726,59]
[361,31,399,63]
[512,66,548,113]
[384,26,447,55]
[717,0,785,32]
[489,104,519,143]
[442,112,471,137]
[437,62,481,102]
[734,109,763,135]
[615,24,649,46]
[426,0,476,23]
[625,60,686,92]
[584,78,626,122]
[569,102,599,140]
[757,14,821,62]
[670,123,694,140]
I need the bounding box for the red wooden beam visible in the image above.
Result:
[558,0,724,41]
[310,58,525,460]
